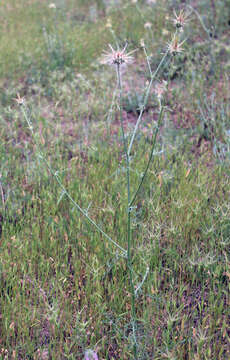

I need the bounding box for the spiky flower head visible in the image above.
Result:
[101,44,136,66]
[172,9,189,29]
[167,35,186,55]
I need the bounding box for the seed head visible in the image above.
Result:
[14,93,25,106]
[162,28,169,36]
[144,22,152,29]
[172,9,189,29]
[101,44,136,66]
[140,38,145,48]
[105,17,112,28]
[167,35,185,55]
[154,80,167,100]
[48,3,56,9]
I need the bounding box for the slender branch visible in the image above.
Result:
[135,264,150,297]
[142,44,152,77]
[130,105,164,208]
[187,5,211,39]
[128,51,168,156]
[116,63,137,358]
[0,180,5,213]
[20,105,127,257]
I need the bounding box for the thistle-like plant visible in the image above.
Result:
[17,10,189,358]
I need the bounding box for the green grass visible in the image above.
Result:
[0,0,230,359]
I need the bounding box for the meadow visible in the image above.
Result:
[0,0,229,359]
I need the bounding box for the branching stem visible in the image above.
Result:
[130,104,164,208]
[128,50,168,156]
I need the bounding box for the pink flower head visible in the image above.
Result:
[172,9,190,29]
[167,35,186,55]
[101,44,136,66]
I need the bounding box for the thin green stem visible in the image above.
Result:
[116,63,137,358]
[142,44,152,77]
[106,87,118,137]
[127,210,137,357]
[134,257,150,297]
[130,104,164,208]
[116,64,130,202]
[187,5,211,38]
[0,180,5,214]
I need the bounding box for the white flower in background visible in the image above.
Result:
[105,18,112,28]
[144,22,152,29]
[140,38,145,47]
[49,3,56,9]
[14,93,25,106]
[162,28,170,36]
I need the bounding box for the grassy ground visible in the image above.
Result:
[0,0,230,359]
